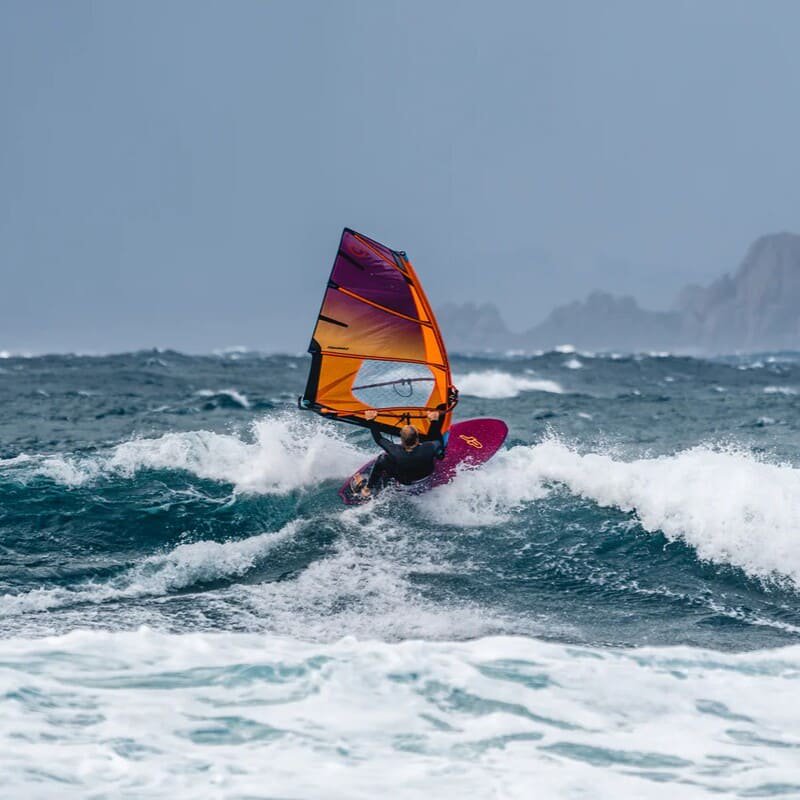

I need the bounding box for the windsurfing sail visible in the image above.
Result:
[300,228,458,440]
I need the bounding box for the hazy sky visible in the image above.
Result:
[2,0,800,353]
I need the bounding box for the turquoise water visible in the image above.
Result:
[1,349,799,797]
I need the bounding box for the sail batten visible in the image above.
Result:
[334,287,435,327]
[301,228,456,440]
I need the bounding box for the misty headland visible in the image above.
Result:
[440,232,800,354]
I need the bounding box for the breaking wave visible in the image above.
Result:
[423,438,800,586]
[7,415,800,589]
[194,388,251,408]
[455,370,564,398]
[0,521,303,617]
[3,415,366,493]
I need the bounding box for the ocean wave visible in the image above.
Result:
[212,345,252,356]
[455,370,564,399]
[0,521,303,617]
[4,414,366,493]
[0,511,520,643]
[424,439,800,586]
[10,417,800,589]
[0,349,35,358]
[763,386,797,395]
[194,388,251,408]
[0,629,797,799]
[229,509,522,642]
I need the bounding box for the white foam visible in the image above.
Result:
[422,439,800,585]
[7,414,366,493]
[0,629,796,799]
[554,343,575,353]
[563,357,583,369]
[38,455,103,486]
[0,453,31,468]
[764,386,797,395]
[418,446,550,526]
[455,370,564,399]
[195,388,251,408]
[233,510,519,642]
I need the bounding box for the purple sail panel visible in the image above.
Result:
[331,230,419,319]
[356,228,402,263]
[316,289,426,362]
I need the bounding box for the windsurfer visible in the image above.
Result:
[351,409,445,497]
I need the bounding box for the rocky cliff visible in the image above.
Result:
[437,302,522,352]
[676,233,800,351]
[526,291,684,352]
[437,232,800,353]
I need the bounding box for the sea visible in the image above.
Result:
[1,347,800,799]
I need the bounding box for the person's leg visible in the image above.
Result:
[367,453,394,489]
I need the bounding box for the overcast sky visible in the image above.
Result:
[2,0,800,353]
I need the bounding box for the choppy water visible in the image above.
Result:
[2,348,800,798]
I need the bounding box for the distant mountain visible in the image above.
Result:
[438,232,800,353]
[437,302,521,352]
[676,233,800,351]
[526,291,684,352]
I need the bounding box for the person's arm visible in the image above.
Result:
[365,410,392,454]
[371,425,392,454]
[426,410,445,457]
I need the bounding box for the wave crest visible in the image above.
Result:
[6,415,366,493]
[0,521,302,617]
[455,370,564,398]
[425,438,800,586]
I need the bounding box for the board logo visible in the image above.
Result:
[459,434,483,449]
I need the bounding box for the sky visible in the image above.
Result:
[2,0,800,353]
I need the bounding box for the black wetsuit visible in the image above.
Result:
[367,418,445,488]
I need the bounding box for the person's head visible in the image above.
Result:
[400,425,419,449]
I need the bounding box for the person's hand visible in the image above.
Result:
[426,410,440,421]
[365,410,378,421]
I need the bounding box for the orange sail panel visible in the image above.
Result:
[301,228,456,439]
